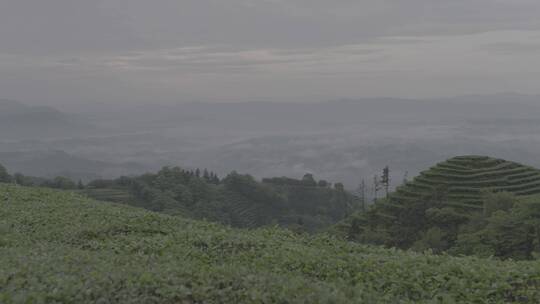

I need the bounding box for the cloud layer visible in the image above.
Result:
[1,0,540,104]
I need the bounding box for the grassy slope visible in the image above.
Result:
[1,184,540,303]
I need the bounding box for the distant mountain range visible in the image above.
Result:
[3,94,540,186]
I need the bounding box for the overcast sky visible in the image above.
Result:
[1,0,540,106]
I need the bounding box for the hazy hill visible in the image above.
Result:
[63,93,540,130]
[0,150,147,181]
[0,99,95,140]
[1,184,539,303]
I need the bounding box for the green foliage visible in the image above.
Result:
[77,167,356,232]
[482,190,516,217]
[0,163,11,183]
[1,184,540,303]
[8,171,77,189]
[336,156,540,260]
[452,195,540,260]
[77,188,134,204]
[301,173,317,187]
[11,173,47,187]
[41,176,78,190]
[411,227,449,254]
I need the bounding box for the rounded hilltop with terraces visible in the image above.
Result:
[391,155,540,211]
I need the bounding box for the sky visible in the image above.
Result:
[1,0,540,106]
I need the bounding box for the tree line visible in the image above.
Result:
[0,163,359,232]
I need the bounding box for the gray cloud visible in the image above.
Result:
[483,42,540,54]
[87,46,386,74]
[1,0,540,105]
[0,0,141,55]
[99,0,540,50]
[3,0,540,53]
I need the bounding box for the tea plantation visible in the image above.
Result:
[392,155,540,212]
[1,184,540,303]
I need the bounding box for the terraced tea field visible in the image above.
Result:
[76,188,134,204]
[390,155,540,212]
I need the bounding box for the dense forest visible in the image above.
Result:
[0,163,358,232]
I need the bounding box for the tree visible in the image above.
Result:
[482,211,535,260]
[13,173,33,186]
[317,180,329,188]
[381,166,390,198]
[171,184,194,206]
[212,173,220,184]
[411,227,449,254]
[54,176,77,189]
[87,179,115,188]
[150,190,179,212]
[188,176,210,203]
[43,176,77,190]
[372,175,381,203]
[355,179,366,211]
[208,172,220,184]
[301,173,317,187]
[482,190,516,217]
[334,182,345,192]
[0,163,11,183]
[451,196,540,260]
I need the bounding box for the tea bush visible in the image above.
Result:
[1,184,540,303]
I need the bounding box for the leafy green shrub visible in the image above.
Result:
[2,184,540,303]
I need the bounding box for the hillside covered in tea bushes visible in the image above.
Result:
[1,184,540,303]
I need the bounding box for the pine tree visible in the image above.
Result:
[211,172,220,184]
[356,179,366,211]
[373,175,381,203]
[381,166,391,198]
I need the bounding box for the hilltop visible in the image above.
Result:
[1,184,539,303]
[0,99,94,140]
[336,156,540,259]
[393,155,540,210]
